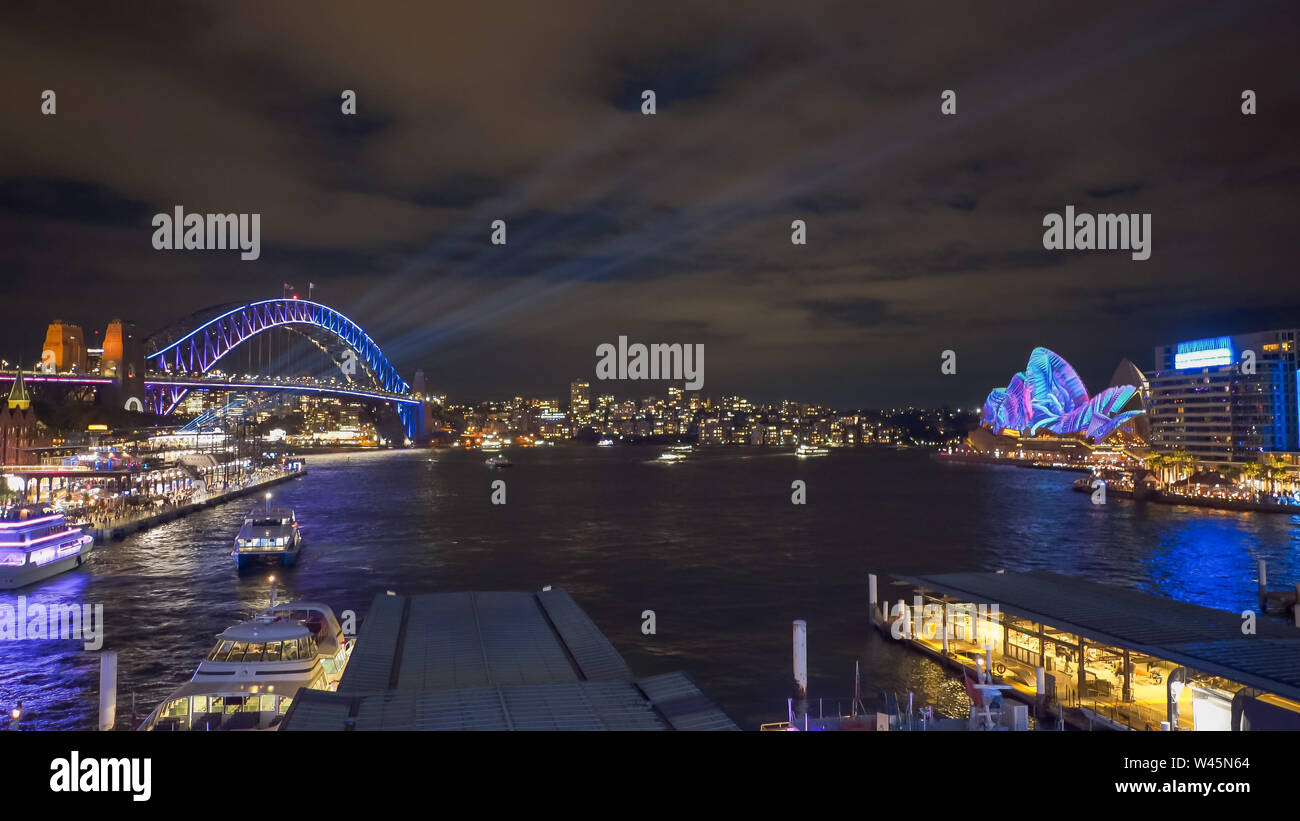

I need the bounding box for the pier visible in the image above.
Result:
[280,587,738,731]
[870,570,1300,731]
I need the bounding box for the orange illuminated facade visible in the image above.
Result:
[100,319,139,378]
[41,320,88,372]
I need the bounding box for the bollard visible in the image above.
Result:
[868,574,878,625]
[940,605,949,655]
[1259,559,1268,610]
[99,651,117,731]
[792,620,808,719]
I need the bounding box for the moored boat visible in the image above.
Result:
[139,597,352,731]
[0,504,94,590]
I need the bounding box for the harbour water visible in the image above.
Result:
[3,447,1298,730]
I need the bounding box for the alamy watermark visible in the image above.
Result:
[1042,205,1151,261]
[50,752,150,802]
[151,206,261,260]
[889,597,1002,644]
[0,596,103,650]
[595,336,703,390]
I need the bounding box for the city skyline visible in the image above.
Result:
[3,1,1298,407]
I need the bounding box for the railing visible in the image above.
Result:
[1078,696,1169,731]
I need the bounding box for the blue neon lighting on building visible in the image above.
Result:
[1174,336,1234,369]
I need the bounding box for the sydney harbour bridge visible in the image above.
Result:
[2,298,432,441]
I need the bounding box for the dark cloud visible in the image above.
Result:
[0,0,1297,406]
[1086,183,1144,198]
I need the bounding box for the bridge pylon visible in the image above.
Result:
[100,319,147,412]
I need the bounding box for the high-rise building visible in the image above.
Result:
[1147,330,1299,463]
[569,379,590,417]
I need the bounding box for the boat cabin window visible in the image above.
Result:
[249,517,289,527]
[207,636,317,662]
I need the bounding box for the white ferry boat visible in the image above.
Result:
[597,438,614,447]
[0,504,94,590]
[480,436,503,452]
[657,452,686,462]
[139,599,352,731]
[232,506,301,568]
[796,444,829,457]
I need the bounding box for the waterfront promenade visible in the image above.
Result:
[937,450,1300,515]
[79,465,306,543]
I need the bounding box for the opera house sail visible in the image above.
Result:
[980,347,1145,443]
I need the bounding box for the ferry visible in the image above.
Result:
[232,507,301,568]
[480,436,503,452]
[139,598,353,731]
[485,455,513,469]
[657,452,686,462]
[796,444,829,457]
[0,504,94,590]
[597,438,614,447]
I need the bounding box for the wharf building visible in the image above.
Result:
[877,570,1300,731]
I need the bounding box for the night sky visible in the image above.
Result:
[2,0,1298,407]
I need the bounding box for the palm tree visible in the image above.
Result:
[1239,461,1263,498]
[1143,453,1165,486]
[1265,456,1292,497]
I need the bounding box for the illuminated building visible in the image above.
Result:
[1,371,42,465]
[570,380,590,413]
[1147,330,1300,463]
[980,347,1144,443]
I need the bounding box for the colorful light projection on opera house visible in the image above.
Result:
[980,347,1144,442]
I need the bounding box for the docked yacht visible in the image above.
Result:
[0,504,94,590]
[232,506,302,567]
[796,444,829,457]
[139,599,353,731]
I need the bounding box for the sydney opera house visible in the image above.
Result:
[970,347,1149,454]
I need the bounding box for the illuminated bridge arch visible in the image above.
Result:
[145,299,409,394]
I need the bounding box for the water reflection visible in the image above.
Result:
[1,448,1296,730]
